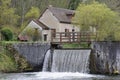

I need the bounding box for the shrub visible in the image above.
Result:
[0,52,17,72]
[0,43,32,72]
[1,28,13,41]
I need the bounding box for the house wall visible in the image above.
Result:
[39,8,81,42]
[20,20,52,42]
[27,21,52,42]
[27,21,43,30]
[39,9,60,32]
[22,20,42,34]
[20,21,42,41]
[39,9,80,33]
[42,30,51,42]
[59,23,80,32]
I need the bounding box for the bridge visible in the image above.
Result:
[51,31,96,44]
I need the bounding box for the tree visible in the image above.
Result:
[0,0,19,28]
[96,0,120,13]
[25,6,40,22]
[114,27,120,41]
[22,27,41,41]
[33,28,40,41]
[73,1,119,41]
[11,0,70,27]
[68,0,83,10]
[18,6,40,31]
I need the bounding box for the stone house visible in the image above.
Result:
[18,6,79,42]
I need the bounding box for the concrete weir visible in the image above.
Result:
[11,41,120,74]
[13,43,50,71]
[91,41,120,74]
[42,49,91,73]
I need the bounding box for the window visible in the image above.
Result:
[65,29,69,37]
[44,34,47,41]
[51,29,56,38]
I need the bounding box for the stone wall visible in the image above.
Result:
[90,41,120,74]
[13,43,50,71]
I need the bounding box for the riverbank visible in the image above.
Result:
[0,42,32,73]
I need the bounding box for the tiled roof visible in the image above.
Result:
[48,6,75,24]
[18,35,28,41]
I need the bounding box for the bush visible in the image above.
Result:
[0,52,17,72]
[0,43,32,72]
[1,28,13,41]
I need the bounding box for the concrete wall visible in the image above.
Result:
[13,43,50,71]
[90,41,120,74]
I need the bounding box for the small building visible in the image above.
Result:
[18,19,51,42]
[18,6,79,42]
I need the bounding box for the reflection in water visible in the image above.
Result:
[0,72,119,80]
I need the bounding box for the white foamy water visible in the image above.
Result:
[0,72,118,80]
[36,72,103,79]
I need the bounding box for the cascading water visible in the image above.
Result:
[42,49,91,73]
[42,50,52,71]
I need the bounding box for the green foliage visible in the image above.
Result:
[24,27,34,37]
[13,53,31,71]
[0,42,32,72]
[73,1,120,41]
[2,0,120,28]
[11,0,70,27]
[63,43,81,48]
[2,43,32,72]
[96,0,120,13]
[0,0,19,28]
[68,0,83,10]
[25,7,40,21]
[113,25,120,41]
[0,52,17,72]
[33,28,40,41]
[63,42,90,48]
[83,0,95,4]
[22,27,41,41]
[1,28,13,41]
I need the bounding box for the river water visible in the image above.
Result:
[0,72,120,80]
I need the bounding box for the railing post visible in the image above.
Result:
[51,31,53,42]
[77,32,80,43]
[60,33,62,43]
[87,32,90,42]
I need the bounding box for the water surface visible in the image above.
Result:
[0,72,119,80]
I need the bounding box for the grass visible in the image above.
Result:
[63,43,81,48]
[62,42,90,48]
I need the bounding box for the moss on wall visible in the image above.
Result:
[0,52,17,72]
[0,42,32,72]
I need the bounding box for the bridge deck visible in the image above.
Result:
[51,32,96,44]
